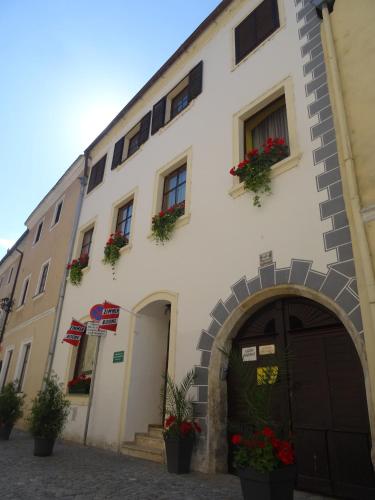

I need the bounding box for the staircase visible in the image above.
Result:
[121,424,165,463]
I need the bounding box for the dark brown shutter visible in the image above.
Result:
[87,155,106,193]
[188,61,203,101]
[151,96,166,135]
[235,0,279,64]
[111,137,125,170]
[139,111,151,144]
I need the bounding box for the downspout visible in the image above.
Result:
[320,2,375,449]
[0,248,24,344]
[45,154,89,379]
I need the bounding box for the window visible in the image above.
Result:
[8,267,13,284]
[0,349,13,390]
[111,112,151,169]
[80,228,93,259]
[235,0,280,64]
[16,343,31,392]
[0,277,3,288]
[37,262,49,294]
[52,200,63,226]
[116,200,133,239]
[162,165,187,211]
[151,61,203,134]
[34,221,43,244]
[244,96,289,154]
[19,277,30,306]
[87,155,107,193]
[74,334,96,378]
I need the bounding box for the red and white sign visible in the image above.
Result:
[99,301,120,333]
[62,319,86,346]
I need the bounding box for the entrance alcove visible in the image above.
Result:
[124,299,171,441]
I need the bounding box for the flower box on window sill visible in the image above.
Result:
[148,212,191,242]
[67,374,91,395]
[68,385,90,395]
[229,152,302,200]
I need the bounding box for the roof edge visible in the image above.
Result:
[0,230,28,267]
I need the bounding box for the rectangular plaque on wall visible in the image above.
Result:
[260,250,273,267]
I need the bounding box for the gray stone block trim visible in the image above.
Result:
[224,293,238,313]
[194,258,361,418]
[231,277,250,303]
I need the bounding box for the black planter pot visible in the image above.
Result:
[34,437,55,457]
[0,423,14,440]
[238,465,296,500]
[164,435,194,474]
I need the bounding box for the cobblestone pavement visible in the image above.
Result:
[0,431,334,500]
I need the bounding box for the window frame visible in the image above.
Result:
[33,220,44,245]
[80,228,94,260]
[109,189,138,251]
[35,259,50,296]
[161,164,187,211]
[14,341,31,393]
[87,155,107,194]
[0,347,14,390]
[18,274,31,307]
[230,77,300,199]
[7,267,13,284]
[50,197,64,229]
[150,148,192,236]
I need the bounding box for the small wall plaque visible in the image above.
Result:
[242,346,257,362]
[259,344,276,355]
[260,250,273,267]
[113,351,124,363]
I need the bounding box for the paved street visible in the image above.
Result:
[0,431,333,500]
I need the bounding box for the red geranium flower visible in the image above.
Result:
[159,210,165,217]
[229,166,236,176]
[179,421,193,435]
[262,427,275,438]
[165,415,176,428]
[231,434,242,445]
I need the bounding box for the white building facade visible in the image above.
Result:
[51,1,374,497]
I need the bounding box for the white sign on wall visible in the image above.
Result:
[242,346,257,362]
[86,321,106,337]
[259,344,276,355]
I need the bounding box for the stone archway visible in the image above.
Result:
[192,260,374,473]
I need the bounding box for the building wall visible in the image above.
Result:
[51,0,370,469]
[0,159,83,421]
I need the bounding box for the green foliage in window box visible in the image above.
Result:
[67,374,91,395]
[0,382,25,426]
[67,254,89,286]
[103,231,128,267]
[28,376,70,440]
[151,202,185,244]
[230,138,289,207]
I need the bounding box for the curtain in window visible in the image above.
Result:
[252,106,289,149]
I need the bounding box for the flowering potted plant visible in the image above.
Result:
[151,201,185,244]
[67,254,89,286]
[67,373,91,395]
[163,369,201,473]
[103,231,128,268]
[230,137,289,207]
[231,427,295,500]
[0,382,25,440]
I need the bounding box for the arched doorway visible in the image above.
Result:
[227,297,375,499]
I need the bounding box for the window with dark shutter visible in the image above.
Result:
[139,111,151,145]
[87,155,107,193]
[188,61,203,101]
[151,97,166,135]
[235,0,279,64]
[111,137,125,170]
[54,201,63,225]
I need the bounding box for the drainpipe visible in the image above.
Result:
[319,2,375,452]
[0,247,24,344]
[45,154,88,379]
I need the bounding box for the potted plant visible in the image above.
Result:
[0,382,25,440]
[229,137,289,207]
[67,373,91,395]
[67,253,89,286]
[28,376,70,457]
[103,231,128,278]
[163,369,201,473]
[151,201,185,244]
[224,348,295,500]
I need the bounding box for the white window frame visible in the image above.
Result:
[110,188,138,252]
[229,76,301,199]
[0,346,14,390]
[34,259,51,297]
[33,219,45,245]
[18,274,31,307]
[50,197,64,229]
[7,267,13,284]
[165,76,189,122]
[14,340,32,393]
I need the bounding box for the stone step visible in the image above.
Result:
[121,442,165,464]
[134,433,164,451]
[148,424,164,439]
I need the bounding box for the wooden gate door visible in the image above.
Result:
[228,298,375,499]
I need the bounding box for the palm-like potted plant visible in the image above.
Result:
[162,369,201,473]
[225,348,295,500]
[0,382,25,440]
[28,376,70,456]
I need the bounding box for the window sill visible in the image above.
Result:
[119,243,132,255]
[156,99,196,135]
[147,212,191,240]
[116,146,143,172]
[15,304,25,312]
[32,292,45,301]
[66,394,89,406]
[228,152,302,199]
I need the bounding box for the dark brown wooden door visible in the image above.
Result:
[228,298,375,499]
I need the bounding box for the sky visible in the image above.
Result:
[0,0,220,257]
